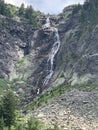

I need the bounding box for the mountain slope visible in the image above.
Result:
[32,89,98,130]
[1,0,98,100]
[1,1,98,129]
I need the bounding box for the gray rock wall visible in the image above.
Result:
[1,5,98,94]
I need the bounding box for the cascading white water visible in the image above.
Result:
[43,17,50,28]
[43,18,61,85]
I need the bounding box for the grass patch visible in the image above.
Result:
[0,78,11,94]
[26,85,70,111]
[73,84,98,91]
[26,84,98,111]
[14,111,60,130]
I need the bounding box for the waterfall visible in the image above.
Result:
[43,18,61,85]
[36,88,40,95]
[43,17,50,28]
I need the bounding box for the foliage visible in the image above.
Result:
[0,83,97,130]
[0,0,17,17]
[26,85,69,111]
[0,116,4,130]
[25,5,38,25]
[0,78,10,94]
[80,0,98,25]
[2,91,17,130]
[0,0,6,15]
[0,0,41,27]
[72,4,82,15]
[27,118,44,130]
[6,4,18,18]
[0,100,3,118]
[18,3,25,16]
[0,92,59,130]
[26,83,98,111]
[15,124,23,130]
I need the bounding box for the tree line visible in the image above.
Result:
[80,0,98,24]
[71,0,98,26]
[0,0,41,26]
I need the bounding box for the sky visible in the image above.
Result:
[5,0,85,14]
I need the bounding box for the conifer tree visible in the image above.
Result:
[0,99,4,130]
[0,116,4,130]
[19,3,25,16]
[2,90,16,130]
[0,0,6,15]
[25,5,37,25]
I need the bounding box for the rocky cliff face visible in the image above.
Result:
[0,15,35,78]
[1,3,98,95]
[53,6,98,87]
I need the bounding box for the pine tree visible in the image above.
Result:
[0,0,6,15]
[25,5,37,25]
[25,5,34,19]
[19,3,25,16]
[2,90,17,130]
[0,116,4,130]
[0,99,3,117]
[0,99,5,130]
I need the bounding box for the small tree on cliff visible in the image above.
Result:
[25,5,37,25]
[19,3,25,16]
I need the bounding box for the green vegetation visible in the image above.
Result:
[0,90,60,130]
[79,0,98,28]
[0,82,98,130]
[0,0,42,27]
[25,5,37,25]
[18,3,25,17]
[0,0,18,18]
[71,0,98,33]
[26,83,98,111]
[72,4,82,15]
[0,78,11,94]
[71,84,98,91]
[0,91,17,130]
[14,115,60,130]
[2,91,17,130]
[26,85,70,111]
[16,56,32,78]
